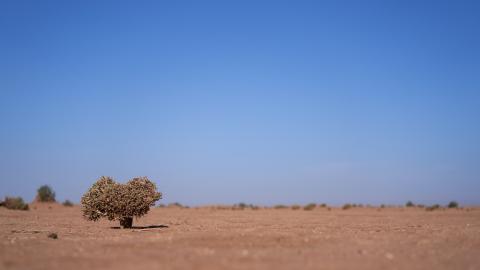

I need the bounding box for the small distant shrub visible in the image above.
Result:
[236,202,247,209]
[62,200,74,207]
[274,204,287,209]
[48,233,58,239]
[426,204,440,211]
[81,176,162,228]
[303,203,316,211]
[447,201,459,208]
[319,203,327,208]
[3,197,29,210]
[342,204,352,210]
[249,204,260,210]
[36,185,56,202]
[291,204,301,210]
[406,201,414,207]
[380,204,386,208]
[168,202,183,208]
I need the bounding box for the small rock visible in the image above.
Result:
[48,233,58,239]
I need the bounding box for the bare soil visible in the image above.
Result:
[1,204,479,270]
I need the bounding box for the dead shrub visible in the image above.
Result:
[36,185,56,202]
[426,204,440,211]
[2,197,29,210]
[303,203,316,211]
[291,205,301,210]
[62,200,74,207]
[81,176,161,228]
[448,201,459,208]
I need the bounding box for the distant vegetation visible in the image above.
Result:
[62,200,74,207]
[342,203,352,210]
[406,201,415,207]
[448,201,459,208]
[36,185,56,202]
[303,203,316,211]
[291,204,301,210]
[426,204,441,211]
[232,203,259,210]
[168,202,187,208]
[1,197,29,210]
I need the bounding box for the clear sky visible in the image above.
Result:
[1,0,479,206]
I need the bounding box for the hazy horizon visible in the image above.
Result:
[1,0,479,206]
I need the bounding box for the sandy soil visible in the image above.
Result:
[1,204,479,270]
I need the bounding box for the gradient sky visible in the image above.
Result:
[1,0,479,206]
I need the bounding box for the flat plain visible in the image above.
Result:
[1,203,479,270]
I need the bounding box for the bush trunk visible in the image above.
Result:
[120,217,133,228]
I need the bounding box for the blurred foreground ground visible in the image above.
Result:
[1,204,479,270]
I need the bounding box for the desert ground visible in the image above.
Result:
[1,203,479,270]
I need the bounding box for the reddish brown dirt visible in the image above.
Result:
[1,204,479,270]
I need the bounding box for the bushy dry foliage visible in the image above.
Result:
[36,185,56,202]
[342,203,352,210]
[62,200,74,207]
[426,204,441,211]
[406,201,415,207]
[2,197,29,210]
[291,204,301,210]
[168,202,184,208]
[448,201,459,208]
[303,203,316,211]
[81,176,162,228]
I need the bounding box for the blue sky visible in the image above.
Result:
[1,0,479,206]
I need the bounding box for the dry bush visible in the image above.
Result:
[274,204,287,209]
[303,203,316,211]
[36,185,56,202]
[406,201,415,207]
[2,197,29,210]
[426,204,440,211]
[342,203,352,210]
[62,200,74,207]
[168,202,184,208]
[319,203,327,208]
[448,201,459,208]
[81,176,161,228]
[233,203,247,210]
[291,204,301,210]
